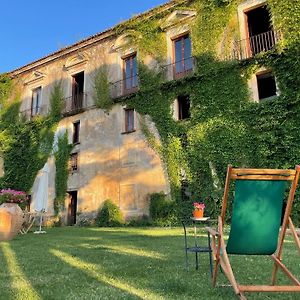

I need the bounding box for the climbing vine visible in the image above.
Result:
[54,132,72,215]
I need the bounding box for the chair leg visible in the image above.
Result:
[195,251,199,270]
[207,231,213,276]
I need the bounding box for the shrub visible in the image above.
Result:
[126,215,151,227]
[149,192,177,226]
[97,199,124,227]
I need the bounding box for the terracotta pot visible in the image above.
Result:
[0,203,24,241]
[193,209,204,218]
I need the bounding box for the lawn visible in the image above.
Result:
[0,227,299,300]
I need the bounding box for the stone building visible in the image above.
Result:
[6,0,297,224]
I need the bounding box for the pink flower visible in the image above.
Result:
[193,202,205,211]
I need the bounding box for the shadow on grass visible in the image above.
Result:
[2,227,299,300]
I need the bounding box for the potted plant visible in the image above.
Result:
[193,202,205,218]
[0,189,28,241]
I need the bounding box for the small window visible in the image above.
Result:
[31,86,42,116]
[256,72,277,100]
[123,54,138,91]
[178,95,190,120]
[73,121,80,144]
[124,109,135,133]
[173,34,192,76]
[70,153,78,172]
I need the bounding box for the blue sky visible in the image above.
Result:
[0,0,168,73]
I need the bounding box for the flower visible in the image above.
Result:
[193,202,205,211]
[0,188,28,208]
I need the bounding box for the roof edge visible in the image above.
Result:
[9,0,185,77]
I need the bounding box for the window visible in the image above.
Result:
[72,71,84,110]
[73,121,80,144]
[256,71,277,100]
[124,109,135,133]
[245,5,275,55]
[173,34,192,77]
[31,86,42,116]
[177,95,190,120]
[70,153,78,172]
[123,54,138,92]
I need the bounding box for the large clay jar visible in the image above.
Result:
[0,203,24,241]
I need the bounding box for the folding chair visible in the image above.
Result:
[206,165,300,299]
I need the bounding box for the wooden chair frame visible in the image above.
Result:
[207,165,300,299]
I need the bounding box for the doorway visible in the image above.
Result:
[71,71,84,110]
[245,5,274,55]
[67,191,77,225]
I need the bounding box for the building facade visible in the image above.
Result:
[5,0,299,224]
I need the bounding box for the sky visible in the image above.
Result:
[0,0,168,73]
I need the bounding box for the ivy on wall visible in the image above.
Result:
[54,132,72,215]
[114,0,300,223]
[0,80,64,202]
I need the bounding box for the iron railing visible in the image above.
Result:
[110,75,139,99]
[161,56,195,80]
[232,30,281,60]
[63,92,88,116]
[20,106,48,120]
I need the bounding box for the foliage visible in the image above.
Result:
[114,1,300,225]
[0,188,28,209]
[92,66,112,111]
[54,132,72,215]
[149,192,177,226]
[0,74,13,107]
[96,199,125,227]
[49,81,64,121]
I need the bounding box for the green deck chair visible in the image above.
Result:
[206,165,300,300]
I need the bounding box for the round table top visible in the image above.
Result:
[190,217,210,221]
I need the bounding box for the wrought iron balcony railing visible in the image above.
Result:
[232,30,281,60]
[63,92,87,116]
[20,106,48,120]
[161,56,195,81]
[110,75,139,99]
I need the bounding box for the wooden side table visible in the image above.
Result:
[182,217,213,275]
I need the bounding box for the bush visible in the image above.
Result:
[97,199,124,227]
[149,192,177,226]
[126,215,151,227]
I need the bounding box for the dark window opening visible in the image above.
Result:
[125,109,134,132]
[70,153,79,172]
[256,72,277,100]
[73,121,80,144]
[246,5,275,55]
[31,86,42,116]
[178,95,190,120]
[173,34,192,77]
[72,71,84,109]
[123,54,138,91]
[67,191,77,225]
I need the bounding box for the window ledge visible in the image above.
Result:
[121,129,136,135]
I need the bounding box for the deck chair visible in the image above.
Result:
[206,165,300,299]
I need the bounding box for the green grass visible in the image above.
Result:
[0,227,299,299]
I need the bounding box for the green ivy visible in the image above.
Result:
[92,65,111,111]
[112,0,300,224]
[54,132,72,215]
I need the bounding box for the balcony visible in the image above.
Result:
[20,106,48,121]
[110,75,139,99]
[162,57,195,81]
[63,92,87,116]
[232,30,281,60]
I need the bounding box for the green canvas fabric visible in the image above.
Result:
[226,180,287,255]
